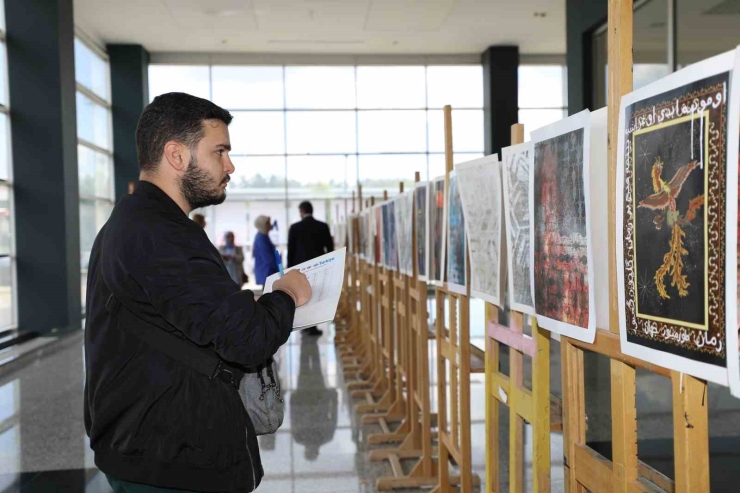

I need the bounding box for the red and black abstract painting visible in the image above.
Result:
[533,128,590,330]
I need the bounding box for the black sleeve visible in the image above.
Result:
[287,224,297,267]
[109,235,296,367]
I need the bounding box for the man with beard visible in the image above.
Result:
[84,92,311,493]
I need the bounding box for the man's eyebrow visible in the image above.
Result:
[216,143,232,151]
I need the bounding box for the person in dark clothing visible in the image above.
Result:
[287,201,334,336]
[84,92,311,493]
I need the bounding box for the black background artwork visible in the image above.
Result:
[633,118,706,326]
[623,70,728,367]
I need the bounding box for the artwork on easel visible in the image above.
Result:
[456,155,504,307]
[363,210,374,263]
[618,50,734,386]
[347,214,365,258]
[501,141,535,315]
[415,182,430,281]
[355,215,361,255]
[395,191,414,276]
[374,204,383,267]
[358,212,367,260]
[389,200,398,271]
[383,201,398,271]
[531,109,597,343]
[429,175,447,285]
[728,47,740,398]
[446,170,467,295]
[335,222,345,249]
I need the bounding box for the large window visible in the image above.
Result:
[518,64,568,141]
[75,36,114,311]
[149,63,484,279]
[591,0,740,108]
[0,1,16,330]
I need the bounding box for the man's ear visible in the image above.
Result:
[163,141,189,172]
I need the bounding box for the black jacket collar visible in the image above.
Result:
[134,181,188,218]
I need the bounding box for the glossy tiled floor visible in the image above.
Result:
[2,303,740,492]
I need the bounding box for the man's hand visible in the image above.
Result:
[273,270,311,307]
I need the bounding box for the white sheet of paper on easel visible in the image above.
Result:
[263,248,347,330]
[590,107,609,331]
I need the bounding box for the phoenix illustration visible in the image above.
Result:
[638,156,703,299]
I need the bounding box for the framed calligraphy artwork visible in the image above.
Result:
[617,50,733,385]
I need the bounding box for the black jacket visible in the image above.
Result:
[83,181,295,493]
[287,216,334,267]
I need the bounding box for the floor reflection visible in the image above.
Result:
[290,334,338,462]
[1,312,740,492]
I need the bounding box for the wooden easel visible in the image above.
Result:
[484,124,561,493]
[364,181,412,433]
[432,105,484,493]
[561,1,709,492]
[334,201,352,329]
[337,187,363,353]
[344,196,380,386]
[353,189,398,415]
[370,172,440,490]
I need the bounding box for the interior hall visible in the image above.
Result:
[1,1,739,492]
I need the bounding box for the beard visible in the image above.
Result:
[180,155,229,210]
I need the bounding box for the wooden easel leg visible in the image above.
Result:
[363,392,406,424]
[354,387,393,414]
[366,417,410,445]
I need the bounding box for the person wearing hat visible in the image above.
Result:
[253,215,279,286]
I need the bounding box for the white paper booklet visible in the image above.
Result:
[263,248,347,330]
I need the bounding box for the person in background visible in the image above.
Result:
[192,213,206,228]
[253,215,279,286]
[219,231,245,287]
[288,201,334,336]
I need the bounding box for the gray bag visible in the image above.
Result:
[239,357,284,435]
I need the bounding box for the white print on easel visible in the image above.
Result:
[395,191,415,277]
[455,155,505,308]
[501,141,535,315]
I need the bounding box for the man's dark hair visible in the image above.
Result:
[299,201,313,215]
[136,92,233,172]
